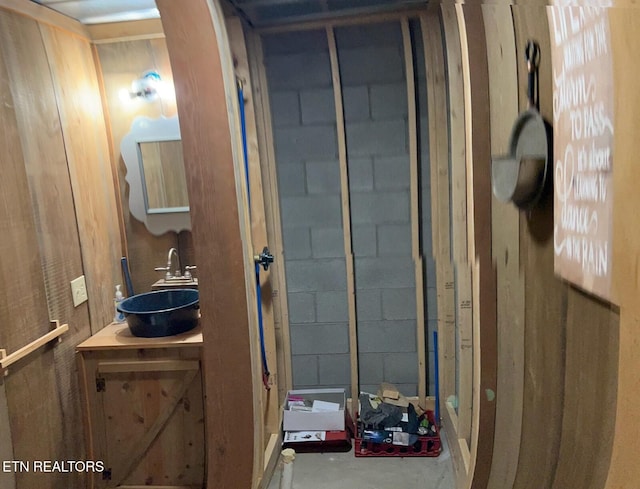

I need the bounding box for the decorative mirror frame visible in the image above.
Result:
[120,115,191,235]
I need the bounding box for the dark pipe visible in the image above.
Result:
[121,256,134,296]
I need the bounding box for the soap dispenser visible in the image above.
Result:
[114,285,126,323]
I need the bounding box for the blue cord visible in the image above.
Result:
[433,331,440,425]
[238,83,270,378]
[238,84,251,209]
[256,264,270,376]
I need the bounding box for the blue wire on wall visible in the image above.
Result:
[433,330,440,425]
[238,82,270,387]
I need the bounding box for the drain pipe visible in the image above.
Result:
[280,448,296,489]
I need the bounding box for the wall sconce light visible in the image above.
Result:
[119,70,173,103]
[131,70,162,100]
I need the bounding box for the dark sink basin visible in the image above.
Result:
[117,288,199,338]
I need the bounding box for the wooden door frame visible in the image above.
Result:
[156,1,262,487]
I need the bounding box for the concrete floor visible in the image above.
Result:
[266,432,455,489]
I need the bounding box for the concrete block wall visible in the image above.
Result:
[263,20,436,399]
[336,21,418,397]
[264,30,350,393]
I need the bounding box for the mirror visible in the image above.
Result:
[138,140,189,212]
[121,115,191,235]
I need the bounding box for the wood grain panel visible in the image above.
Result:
[455,4,497,489]
[0,0,89,39]
[96,354,204,487]
[227,17,281,443]
[40,25,123,333]
[604,8,640,489]
[326,24,360,416]
[0,10,83,488]
[441,3,474,449]
[96,38,184,294]
[0,385,15,489]
[246,30,293,398]
[421,11,455,422]
[401,18,427,405]
[0,19,57,489]
[156,0,257,487]
[0,17,51,355]
[483,5,524,489]
[511,6,566,489]
[552,289,618,489]
[542,9,620,488]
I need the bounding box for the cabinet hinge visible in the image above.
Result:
[102,468,111,480]
[95,377,106,392]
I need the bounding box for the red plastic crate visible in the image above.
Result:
[354,410,441,458]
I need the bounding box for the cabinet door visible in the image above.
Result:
[83,349,204,488]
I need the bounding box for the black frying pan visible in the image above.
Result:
[492,40,552,210]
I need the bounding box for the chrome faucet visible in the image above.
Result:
[155,247,181,280]
[154,247,197,282]
[168,247,181,278]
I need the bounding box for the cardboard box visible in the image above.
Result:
[283,388,345,432]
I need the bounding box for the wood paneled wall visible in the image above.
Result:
[605,6,640,489]
[0,4,121,488]
[449,3,620,489]
[483,6,523,489]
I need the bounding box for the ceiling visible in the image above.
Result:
[34,0,427,27]
[33,0,160,24]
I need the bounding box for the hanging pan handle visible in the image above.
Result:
[525,40,540,110]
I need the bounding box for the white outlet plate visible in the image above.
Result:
[71,275,88,307]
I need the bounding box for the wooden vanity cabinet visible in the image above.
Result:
[76,323,205,489]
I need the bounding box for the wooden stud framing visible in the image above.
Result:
[226,17,281,448]
[455,4,498,489]
[211,3,265,485]
[420,12,455,421]
[246,30,293,398]
[326,25,359,417]
[400,18,427,405]
[440,3,474,449]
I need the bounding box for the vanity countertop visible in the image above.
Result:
[76,322,203,351]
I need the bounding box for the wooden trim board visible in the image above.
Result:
[0,321,68,373]
[226,15,281,442]
[401,17,427,406]
[482,5,524,489]
[156,0,258,486]
[454,4,498,489]
[246,31,293,399]
[87,19,165,43]
[420,11,455,423]
[326,25,359,417]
